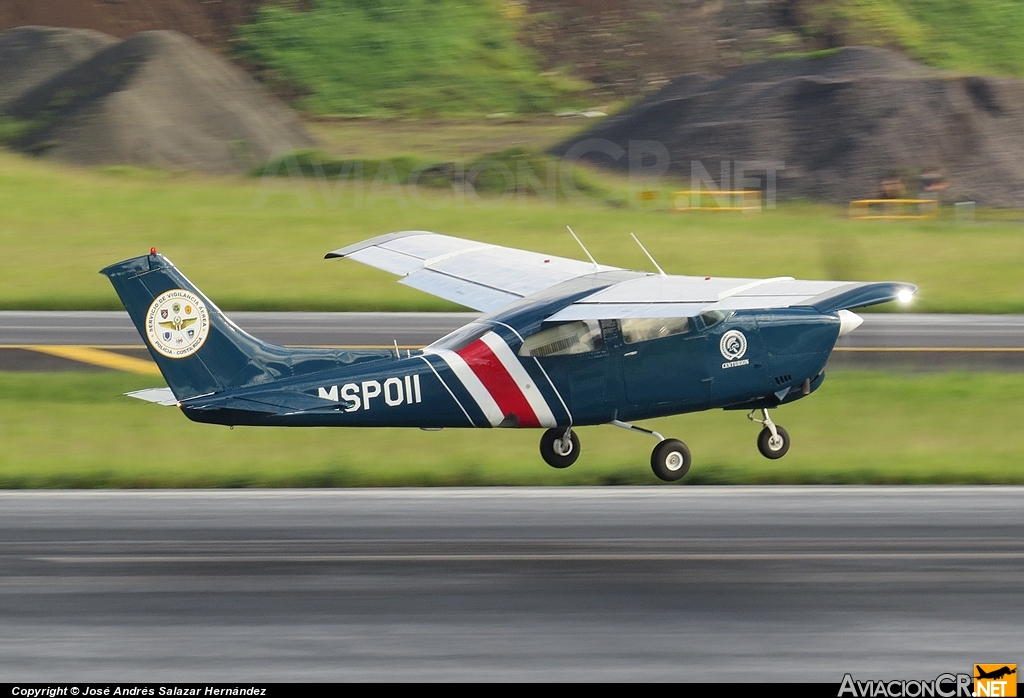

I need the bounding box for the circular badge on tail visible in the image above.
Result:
[145,289,210,358]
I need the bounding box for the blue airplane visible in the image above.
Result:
[102,231,915,482]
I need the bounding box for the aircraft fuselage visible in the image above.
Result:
[179,306,840,429]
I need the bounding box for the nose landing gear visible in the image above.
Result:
[540,427,580,468]
[749,408,790,459]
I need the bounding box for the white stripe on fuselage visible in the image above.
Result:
[423,348,505,426]
[416,355,474,426]
[479,332,556,428]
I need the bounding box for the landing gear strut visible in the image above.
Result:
[611,419,692,482]
[749,408,790,459]
[540,427,580,468]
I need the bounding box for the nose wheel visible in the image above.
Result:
[540,427,580,468]
[749,408,790,459]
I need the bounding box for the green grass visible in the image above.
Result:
[1,148,1023,312]
[252,146,611,200]
[0,117,33,146]
[802,1,1024,77]
[2,370,1022,487]
[235,0,586,116]
[306,117,592,160]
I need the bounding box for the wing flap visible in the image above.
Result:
[400,270,520,313]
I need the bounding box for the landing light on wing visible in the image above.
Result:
[897,288,915,304]
[837,309,864,337]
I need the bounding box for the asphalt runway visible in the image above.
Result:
[1,487,1022,682]
[1,311,1023,372]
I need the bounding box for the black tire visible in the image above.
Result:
[650,439,691,482]
[540,428,580,469]
[757,425,790,459]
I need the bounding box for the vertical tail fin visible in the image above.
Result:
[101,251,297,400]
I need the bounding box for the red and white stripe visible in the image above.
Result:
[425,332,556,428]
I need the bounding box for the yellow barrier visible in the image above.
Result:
[848,199,940,220]
[672,190,761,211]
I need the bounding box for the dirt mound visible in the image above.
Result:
[552,47,1024,207]
[0,26,117,110]
[0,0,260,50]
[5,29,315,173]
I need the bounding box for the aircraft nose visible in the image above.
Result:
[837,309,864,337]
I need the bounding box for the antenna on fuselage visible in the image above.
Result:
[630,232,667,276]
[566,226,600,271]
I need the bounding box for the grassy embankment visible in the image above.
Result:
[0,145,1022,313]
[2,371,1022,487]
[799,0,1024,77]
[235,0,586,117]
[233,1,1024,117]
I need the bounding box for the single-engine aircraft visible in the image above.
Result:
[102,231,915,482]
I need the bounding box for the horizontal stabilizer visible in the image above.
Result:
[125,387,178,406]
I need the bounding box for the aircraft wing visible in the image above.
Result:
[326,231,618,312]
[545,275,915,321]
[328,231,915,317]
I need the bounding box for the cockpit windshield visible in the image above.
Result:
[700,310,733,328]
[429,322,492,352]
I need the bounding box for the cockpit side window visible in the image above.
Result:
[620,317,691,345]
[518,320,604,357]
[700,310,733,328]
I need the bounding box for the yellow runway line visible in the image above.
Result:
[25,346,163,376]
[4,345,1021,377]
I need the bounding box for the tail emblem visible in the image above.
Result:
[145,289,210,359]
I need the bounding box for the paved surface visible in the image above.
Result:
[0,310,477,347]
[0,487,1021,682]
[1,311,1023,372]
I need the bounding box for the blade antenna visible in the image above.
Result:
[566,226,600,271]
[630,233,667,276]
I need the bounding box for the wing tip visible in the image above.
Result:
[325,230,435,260]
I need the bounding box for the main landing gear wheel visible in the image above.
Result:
[757,425,790,459]
[651,439,692,482]
[540,428,580,469]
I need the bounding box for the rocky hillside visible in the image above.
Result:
[552,47,1024,207]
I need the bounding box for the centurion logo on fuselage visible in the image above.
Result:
[719,329,750,369]
[145,289,211,359]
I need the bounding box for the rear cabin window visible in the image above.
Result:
[518,320,604,357]
[620,317,691,344]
